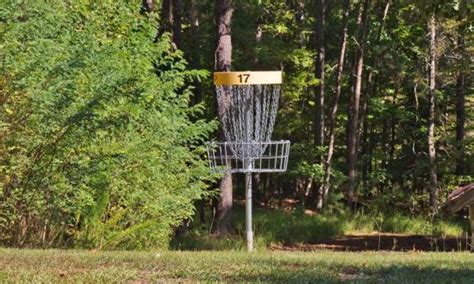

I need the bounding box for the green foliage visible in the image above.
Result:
[0,0,216,249]
[182,0,473,216]
[288,143,326,183]
[0,0,472,251]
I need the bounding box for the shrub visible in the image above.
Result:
[0,0,215,249]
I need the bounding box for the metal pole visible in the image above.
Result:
[245,170,253,252]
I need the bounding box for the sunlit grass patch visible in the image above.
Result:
[1,249,474,282]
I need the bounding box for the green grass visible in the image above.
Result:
[1,248,474,282]
[345,212,466,236]
[172,206,467,250]
[172,207,346,250]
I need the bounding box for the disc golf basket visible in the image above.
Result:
[207,71,290,252]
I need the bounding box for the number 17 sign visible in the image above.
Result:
[214,71,282,86]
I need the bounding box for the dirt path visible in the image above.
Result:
[273,234,473,252]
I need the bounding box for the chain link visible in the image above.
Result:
[216,84,281,159]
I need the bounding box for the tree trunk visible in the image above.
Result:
[318,0,350,211]
[172,0,182,48]
[141,0,154,13]
[358,0,389,145]
[427,13,438,215]
[357,0,390,195]
[211,0,234,236]
[296,0,306,47]
[347,0,369,208]
[456,68,465,176]
[252,15,263,196]
[359,71,373,196]
[253,21,263,67]
[214,0,233,72]
[456,1,466,176]
[159,0,172,36]
[188,0,202,105]
[314,0,325,147]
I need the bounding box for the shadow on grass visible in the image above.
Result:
[202,259,474,282]
[171,206,345,250]
[171,206,469,252]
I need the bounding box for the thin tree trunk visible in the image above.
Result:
[427,13,438,215]
[189,0,202,105]
[296,0,306,47]
[252,15,263,196]
[253,22,263,67]
[314,0,325,147]
[456,70,465,176]
[141,0,154,13]
[359,72,374,196]
[159,0,172,36]
[318,0,350,211]
[357,71,371,159]
[211,0,234,236]
[456,1,466,176]
[357,0,389,146]
[357,0,390,195]
[198,199,206,224]
[347,0,369,208]
[172,0,182,48]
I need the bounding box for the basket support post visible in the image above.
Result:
[245,163,253,252]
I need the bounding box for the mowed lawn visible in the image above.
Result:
[1,248,474,283]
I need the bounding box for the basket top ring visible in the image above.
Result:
[213,71,282,86]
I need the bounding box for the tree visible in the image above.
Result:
[347,0,370,208]
[188,0,203,105]
[427,11,438,214]
[173,0,183,48]
[142,0,154,13]
[157,0,182,48]
[455,0,467,176]
[211,0,234,235]
[314,0,326,148]
[319,0,350,211]
[159,0,173,36]
[357,0,390,195]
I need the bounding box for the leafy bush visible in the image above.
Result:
[0,0,215,249]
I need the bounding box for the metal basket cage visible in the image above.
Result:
[206,140,290,173]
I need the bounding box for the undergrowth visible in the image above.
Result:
[171,206,467,251]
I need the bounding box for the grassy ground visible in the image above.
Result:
[1,248,474,282]
[172,206,467,250]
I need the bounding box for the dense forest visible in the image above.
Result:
[0,0,472,249]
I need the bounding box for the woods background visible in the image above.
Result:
[0,0,472,249]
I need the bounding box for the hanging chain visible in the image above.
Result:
[216,84,281,159]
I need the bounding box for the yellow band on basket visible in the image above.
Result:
[214,71,282,85]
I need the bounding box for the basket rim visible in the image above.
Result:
[213,71,282,85]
